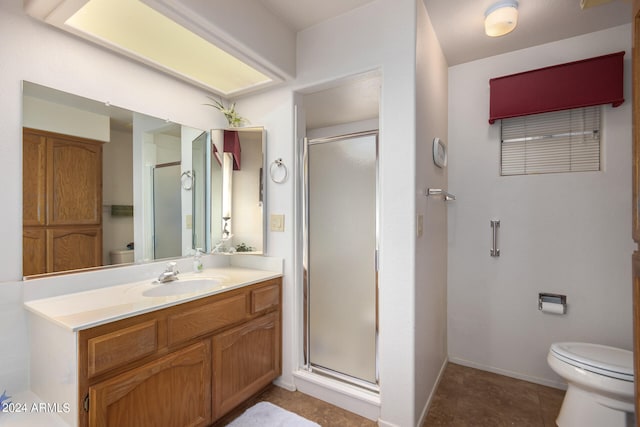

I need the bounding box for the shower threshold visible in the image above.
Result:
[306,364,379,394]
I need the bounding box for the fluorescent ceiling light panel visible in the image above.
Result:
[65,0,272,95]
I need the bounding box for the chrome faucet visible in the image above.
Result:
[156,262,179,283]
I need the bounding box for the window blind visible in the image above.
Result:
[500,106,600,176]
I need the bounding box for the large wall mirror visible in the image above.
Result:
[21,81,266,278]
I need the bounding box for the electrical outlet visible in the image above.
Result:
[270,214,285,232]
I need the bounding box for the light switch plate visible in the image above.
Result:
[270,214,285,232]
[186,214,192,229]
[417,214,423,238]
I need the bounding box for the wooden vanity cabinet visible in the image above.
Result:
[89,341,212,427]
[77,278,282,427]
[212,311,280,419]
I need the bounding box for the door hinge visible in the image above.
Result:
[83,393,89,413]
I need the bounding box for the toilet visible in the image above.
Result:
[547,342,635,427]
[109,249,134,265]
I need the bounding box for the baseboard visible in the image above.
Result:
[273,377,296,392]
[376,419,401,427]
[448,356,567,390]
[416,357,449,427]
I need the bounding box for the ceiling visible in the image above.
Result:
[261,0,631,129]
[260,0,375,32]
[26,0,632,130]
[261,0,632,66]
[424,0,631,65]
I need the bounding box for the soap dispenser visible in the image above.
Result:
[193,248,203,273]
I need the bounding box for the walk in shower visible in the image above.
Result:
[303,131,379,390]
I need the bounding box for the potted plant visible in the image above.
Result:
[206,96,248,127]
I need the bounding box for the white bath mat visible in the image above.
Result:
[226,401,320,427]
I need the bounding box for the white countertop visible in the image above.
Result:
[23,266,282,331]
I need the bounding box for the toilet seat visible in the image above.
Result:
[550,342,634,382]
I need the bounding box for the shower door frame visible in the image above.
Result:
[302,130,380,393]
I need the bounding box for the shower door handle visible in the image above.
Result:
[490,220,500,257]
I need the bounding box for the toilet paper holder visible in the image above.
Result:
[538,293,567,313]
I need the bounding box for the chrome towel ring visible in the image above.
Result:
[181,170,193,190]
[269,158,288,184]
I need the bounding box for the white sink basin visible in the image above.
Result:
[143,277,223,297]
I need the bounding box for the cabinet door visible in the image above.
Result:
[23,130,47,226]
[212,311,281,420]
[89,341,211,427]
[47,227,102,273]
[47,136,102,225]
[23,228,46,276]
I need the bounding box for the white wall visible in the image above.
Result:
[447,24,634,388]
[0,0,226,393]
[236,1,421,425]
[23,95,110,142]
[232,131,264,252]
[181,126,201,256]
[414,0,449,424]
[102,128,134,264]
[297,2,419,424]
[234,86,297,394]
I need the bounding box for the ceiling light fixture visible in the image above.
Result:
[484,0,519,37]
[28,0,274,96]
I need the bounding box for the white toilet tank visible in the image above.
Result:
[110,249,134,265]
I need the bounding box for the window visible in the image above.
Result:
[500,106,600,176]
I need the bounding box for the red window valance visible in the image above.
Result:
[489,51,625,124]
[224,130,241,170]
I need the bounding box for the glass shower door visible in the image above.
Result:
[152,162,182,259]
[191,131,209,251]
[305,132,378,386]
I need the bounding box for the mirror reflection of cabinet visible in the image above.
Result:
[22,128,103,275]
[22,81,269,277]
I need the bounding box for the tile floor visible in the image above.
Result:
[216,363,565,426]
[423,363,565,426]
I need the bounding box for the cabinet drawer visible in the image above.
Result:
[251,284,280,314]
[167,294,247,346]
[88,320,158,378]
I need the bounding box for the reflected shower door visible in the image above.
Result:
[191,131,209,251]
[306,132,378,386]
[152,162,182,259]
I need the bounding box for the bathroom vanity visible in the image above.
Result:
[24,264,282,427]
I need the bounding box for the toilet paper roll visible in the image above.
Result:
[541,301,565,314]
